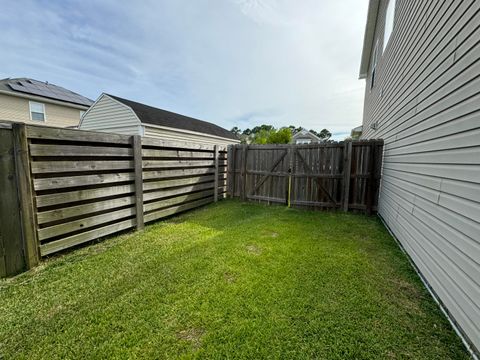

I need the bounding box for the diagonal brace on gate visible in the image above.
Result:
[294,149,337,207]
[250,150,288,196]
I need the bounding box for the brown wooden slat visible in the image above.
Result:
[33,173,135,191]
[142,160,215,169]
[27,125,131,144]
[40,218,135,256]
[36,184,135,208]
[143,182,214,202]
[144,189,214,213]
[143,175,216,191]
[143,167,215,180]
[29,144,133,157]
[142,149,214,158]
[31,160,134,174]
[37,196,135,224]
[38,207,136,241]
[144,197,213,223]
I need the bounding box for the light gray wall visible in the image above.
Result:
[361,0,480,354]
[79,95,142,135]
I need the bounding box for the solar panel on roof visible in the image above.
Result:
[8,80,92,106]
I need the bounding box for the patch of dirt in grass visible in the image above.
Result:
[246,244,262,255]
[270,232,279,238]
[177,328,205,349]
[387,277,423,314]
[224,271,236,283]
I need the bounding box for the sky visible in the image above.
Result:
[0,0,369,140]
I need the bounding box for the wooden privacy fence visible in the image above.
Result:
[0,122,227,278]
[227,140,383,213]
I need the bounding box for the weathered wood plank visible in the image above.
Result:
[33,172,135,191]
[144,197,213,223]
[144,189,214,213]
[0,128,25,277]
[143,175,216,191]
[31,160,134,174]
[142,137,226,151]
[241,145,248,201]
[143,167,215,180]
[142,149,215,158]
[143,182,214,202]
[343,141,353,212]
[132,136,144,230]
[36,184,135,207]
[214,145,219,202]
[27,125,131,144]
[247,195,286,204]
[40,218,135,256]
[38,207,136,241]
[37,196,135,224]
[142,160,216,169]
[29,144,133,157]
[12,123,39,269]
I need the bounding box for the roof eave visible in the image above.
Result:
[359,0,380,79]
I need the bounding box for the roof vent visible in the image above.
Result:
[17,81,23,86]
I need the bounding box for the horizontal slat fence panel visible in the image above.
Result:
[227,141,383,214]
[141,139,226,224]
[4,124,229,262]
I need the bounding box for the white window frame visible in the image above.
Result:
[29,101,46,122]
[296,139,311,145]
[383,0,396,51]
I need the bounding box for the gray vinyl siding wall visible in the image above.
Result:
[361,0,480,353]
[80,95,142,135]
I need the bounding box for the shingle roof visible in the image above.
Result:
[0,78,93,106]
[107,94,237,140]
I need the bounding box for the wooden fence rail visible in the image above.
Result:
[227,140,383,213]
[0,123,227,278]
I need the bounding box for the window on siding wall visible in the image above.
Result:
[384,0,396,51]
[370,41,379,90]
[29,101,45,121]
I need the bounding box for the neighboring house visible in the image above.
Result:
[350,125,363,140]
[0,78,93,127]
[359,0,479,356]
[80,94,239,146]
[290,129,321,144]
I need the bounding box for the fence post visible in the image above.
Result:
[241,145,248,201]
[132,135,144,230]
[12,123,39,269]
[287,145,294,207]
[214,145,219,202]
[365,141,376,215]
[342,141,352,212]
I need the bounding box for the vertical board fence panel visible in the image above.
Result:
[228,140,383,213]
[0,123,230,277]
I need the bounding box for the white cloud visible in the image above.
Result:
[0,0,369,140]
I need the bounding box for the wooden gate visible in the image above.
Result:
[227,140,383,214]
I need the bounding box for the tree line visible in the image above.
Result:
[230,125,332,144]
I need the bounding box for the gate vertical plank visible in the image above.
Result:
[214,145,219,202]
[287,145,294,207]
[365,141,376,215]
[241,145,248,201]
[342,141,352,212]
[12,123,39,269]
[132,135,144,230]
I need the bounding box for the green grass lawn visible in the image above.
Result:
[0,200,468,359]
